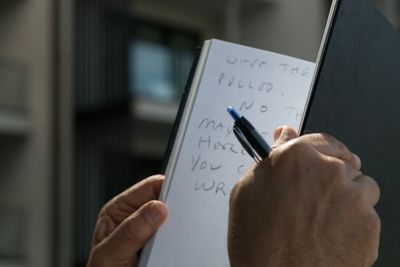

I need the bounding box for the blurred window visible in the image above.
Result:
[130,41,174,101]
[129,21,199,104]
[0,60,26,112]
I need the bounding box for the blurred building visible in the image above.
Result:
[0,0,397,267]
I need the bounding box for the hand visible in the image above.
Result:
[228,126,380,267]
[86,175,168,267]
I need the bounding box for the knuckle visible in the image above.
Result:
[311,132,349,152]
[283,138,312,157]
[98,203,111,218]
[351,186,366,205]
[319,158,348,191]
[306,132,328,145]
[311,132,326,140]
[367,209,381,233]
[98,198,117,219]
[369,176,381,201]
[331,159,347,175]
[319,132,341,146]
[326,158,348,180]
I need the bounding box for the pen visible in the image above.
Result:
[227,106,272,162]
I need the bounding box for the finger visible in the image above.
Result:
[92,175,165,247]
[104,175,164,224]
[300,133,361,170]
[272,126,298,148]
[353,175,380,206]
[94,201,168,266]
[323,155,362,181]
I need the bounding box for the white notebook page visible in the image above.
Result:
[141,39,316,267]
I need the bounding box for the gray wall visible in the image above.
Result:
[133,0,328,61]
[0,0,53,266]
[241,0,328,61]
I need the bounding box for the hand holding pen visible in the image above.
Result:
[227,118,380,267]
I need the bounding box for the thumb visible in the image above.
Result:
[90,201,168,267]
[272,126,298,148]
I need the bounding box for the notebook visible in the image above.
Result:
[138,39,315,267]
[300,0,400,265]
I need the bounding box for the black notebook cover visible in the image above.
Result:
[301,0,400,265]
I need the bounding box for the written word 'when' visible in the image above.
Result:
[225,56,268,68]
[224,56,311,78]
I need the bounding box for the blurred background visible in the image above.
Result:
[0,0,398,266]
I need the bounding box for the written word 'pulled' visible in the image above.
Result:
[218,73,274,93]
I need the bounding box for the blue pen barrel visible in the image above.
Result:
[235,117,271,159]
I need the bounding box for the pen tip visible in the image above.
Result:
[227,106,241,121]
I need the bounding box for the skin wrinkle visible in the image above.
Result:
[112,198,139,222]
[93,215,116,246]
[123,176,163,207]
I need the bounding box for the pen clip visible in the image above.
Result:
[233,126,262,163]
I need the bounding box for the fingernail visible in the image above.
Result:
[145,202,163,225]
[279,126,290,139]
[353,153,362,169]
[274,126,285,140]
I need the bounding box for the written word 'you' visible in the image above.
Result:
[191,153,222,173]
[191,153,247,175]
[218,73,274,93]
